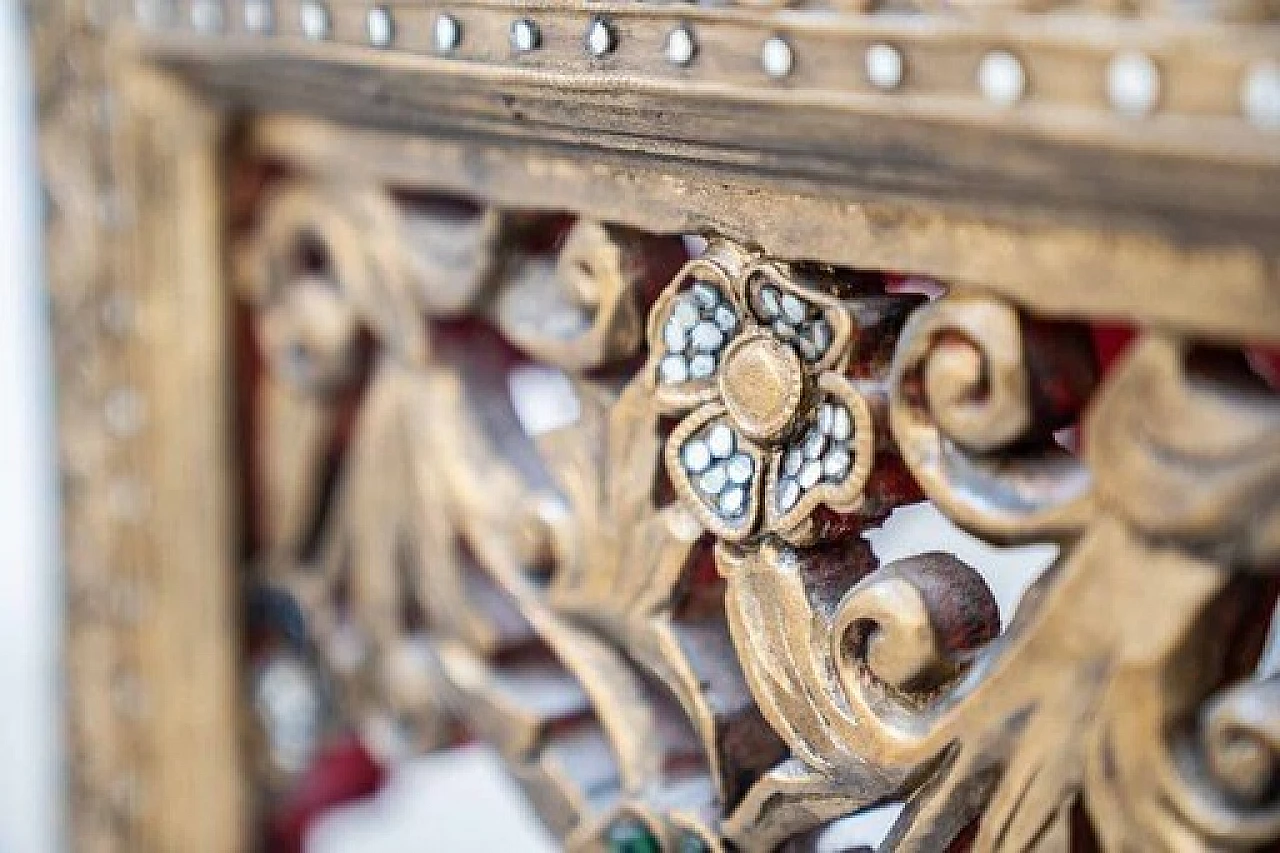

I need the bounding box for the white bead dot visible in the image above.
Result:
[682,440,712,474]
[689,354,715,379]
[191,0,224,32]
[865,43,903,91]
[434,14,461,53]
[586,18,615,58]
[366,6,393,48]
[759,286,780,318]
[664,318,688,352]
[798,460,822,490]
[244,0,272,33]
[299,1,328,41]
[761,36,793,80]
[780,293,806,323]
[824,448,852,480]
[1242,61,1280,130]
[831,406,852,440]
[727,453,754,485]
[135,0,171,28]
[804,428,826,461]
[659,354,688,384]
[708,423,735,459]
[665,25,696,67]
[511,18,540,53]
[720,486,746,517]
[671,297,699,331]
[783,446,803,476]
[979,50,1026,107]
[699,464,728,495]
[690,321,724,353]
[1107,51,1160,119]
[691,282,719,309]
[777,478,801,512]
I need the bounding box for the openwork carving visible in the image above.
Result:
[235,163,1280,851]
[647,246,874,544]
[30,0,1279,846]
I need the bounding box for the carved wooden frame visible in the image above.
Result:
[30,0,1279,849]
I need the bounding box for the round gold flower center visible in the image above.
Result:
[719,331,805,442]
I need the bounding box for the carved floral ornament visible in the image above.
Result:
[236,177,1280,852]
[645,242,873,544]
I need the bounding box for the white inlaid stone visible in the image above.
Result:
[777,478,801,512]
[586,17,615,58]
[824,448,852,480]
[783,446,804,477]
[699,463,728,496]
[811,320,831,355]
[689,354,716,380]
[434,13,461,53]
[804,428,826,461]
[690,322,725,353]
[714,305,738,333]
[510,18,539,53]
[866,42,903,91]
[671,297,699,330]
[664,318,689,352]
[818,403,835,435]
[244,0,272,33]
[780,293,807,324]
[719,486,746,517]
[798,460,822,490]
[299,1,329,40]
[665,25,697,67]
[1243,62,1280,130]
[759,286,781,318]
[682,440,711,474]
[708,423,735,459]
[1107,51,1160,119]
[727,453,754,485]
[761,36,794,80]
[831,406,852,441]
[692,282,719,309]
[659,354,688,384]
[979,50,1026,107]
[366,6,394,48]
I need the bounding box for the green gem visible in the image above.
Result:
[606,820,661,853]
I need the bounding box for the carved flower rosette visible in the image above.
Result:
[644,243,874,544]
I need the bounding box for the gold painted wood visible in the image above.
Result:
[30,0,1280,850]
[33,3,247,848]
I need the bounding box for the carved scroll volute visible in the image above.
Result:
[1086,335,1280,567]
[888,294,1097,545]
[719,540,1000,779]
[243,180,428,367]
[491,220,686,371]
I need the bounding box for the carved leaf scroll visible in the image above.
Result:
[238,173,1280,852]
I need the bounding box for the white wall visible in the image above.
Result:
[0,5,64,852]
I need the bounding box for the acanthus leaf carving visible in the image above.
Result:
[238,176,1280,852]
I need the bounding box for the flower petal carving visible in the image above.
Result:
[645,251,749,414]
[665,404,767,542]
[764,374,874,538]
[740,261,854,374]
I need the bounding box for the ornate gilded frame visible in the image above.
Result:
[30,0,1279,849]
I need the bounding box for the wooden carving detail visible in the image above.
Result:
[240,173,1279,851]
